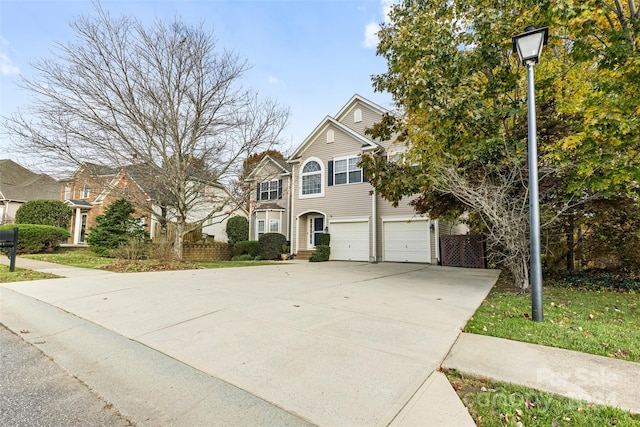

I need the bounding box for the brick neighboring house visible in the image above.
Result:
[61,163,246,245]
[61,163,151,245]
[0,159,61,225]
[246,95,468,263]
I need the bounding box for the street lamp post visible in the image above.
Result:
[512,26,548,322]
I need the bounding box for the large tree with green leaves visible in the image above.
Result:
[362,0,640,288]
[4,5,288,259]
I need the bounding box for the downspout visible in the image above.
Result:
[434,219,440,264]
[290,164,296,255]
[248,188,253,240]
[371,187,377,263]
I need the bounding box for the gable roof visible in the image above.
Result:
[0,159,60,202]
[334,94,390,122]
[288,116,381,162]
[246,154,292,182]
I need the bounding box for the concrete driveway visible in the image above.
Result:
[1,261,499,426]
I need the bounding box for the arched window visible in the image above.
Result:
[301,160,322,196]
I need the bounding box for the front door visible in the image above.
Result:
[308,216,324,249]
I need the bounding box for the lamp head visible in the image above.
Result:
[512,26,549,65]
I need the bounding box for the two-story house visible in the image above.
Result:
[247,94,467,263]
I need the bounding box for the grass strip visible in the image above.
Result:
[445,369,639,426]
[465,286,640,362]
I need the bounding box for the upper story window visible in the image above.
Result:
[80,184,90,199]
[257,179,282,201]
[64,185,71,200]
[334,156,362,185]
[354,108,362,123]
[301,159,322,196]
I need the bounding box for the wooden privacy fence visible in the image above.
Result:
[440,234,486,269]
[154,223,203,243]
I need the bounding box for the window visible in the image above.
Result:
[301,160,322,196]
[269,219,279,233]
[64,185,71,200]
[80,184,90,199]
[259,179,281,201]
[257,219,265,238]
[354,108,362,123]
[334,157,362,185]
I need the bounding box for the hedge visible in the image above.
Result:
[234,240,260,258]
[258,233,287,260]
[0,224,70,254]
[310,245,330,262]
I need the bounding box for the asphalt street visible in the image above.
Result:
[0,324,132,427]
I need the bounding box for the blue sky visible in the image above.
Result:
[0,0,395,169]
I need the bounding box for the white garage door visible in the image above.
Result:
[330,221,369,261]
[384,220,431,263]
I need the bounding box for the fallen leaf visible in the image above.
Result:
[293,304,300,308]
[523,313,530,318]
[20,330,29,334]
[588,314,594,320]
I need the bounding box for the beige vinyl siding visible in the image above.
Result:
[337,102,385,138]
[249,162,290,241]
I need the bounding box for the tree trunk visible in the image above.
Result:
[566,213,575,271]
[173,220,185,260]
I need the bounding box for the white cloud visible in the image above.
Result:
[1,37,20,76]
[268,75,286,88]
[362,0,398,49]
[363,22,381,49]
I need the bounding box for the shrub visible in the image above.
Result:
[111,238,150,260]
[15,199,72,228]
[318,233,330,246]
[86,199,148,257]
[0,224,70,254]
[547,269,640,292]
[309,245,330,262]
[231,254,254,261]
[149,241,175,261]
[258,233,287,260]
[234,240,260,257]
[226,216,249,248]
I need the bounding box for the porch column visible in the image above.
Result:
[73,208,82,244]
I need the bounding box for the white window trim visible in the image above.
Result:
[299,157,324,199]
[260,179,279,201]
[333,155,363,185]
[80,184,90,199]
[269,219,280,233]
[256,219,265,239]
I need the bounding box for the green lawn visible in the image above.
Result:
[465,286,640,362]
[445,369,640,426]
[22,250,275,273]
[0,265,59,282]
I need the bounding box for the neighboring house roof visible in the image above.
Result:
[65,200,94,209]
[288,116,381,162]
[0,159,60,202]
[246,154,291,182]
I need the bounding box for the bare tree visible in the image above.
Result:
[3,6,289,258]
